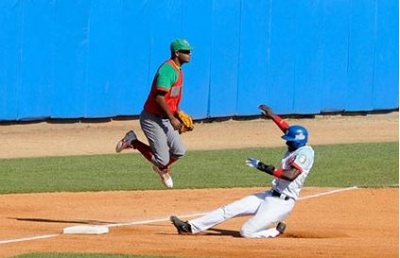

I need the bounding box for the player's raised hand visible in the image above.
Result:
[258,104,274,118]
[246,158,259,168]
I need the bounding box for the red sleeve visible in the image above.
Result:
[272,115,289,133]
[291,162,303,173]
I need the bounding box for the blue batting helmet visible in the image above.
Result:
[281,125,308,149]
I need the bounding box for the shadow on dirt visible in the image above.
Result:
[9,217,118,225]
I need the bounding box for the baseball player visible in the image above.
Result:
[170,104,315,238]
[115,39,194,188]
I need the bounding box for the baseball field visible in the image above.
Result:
[0,112,398,258]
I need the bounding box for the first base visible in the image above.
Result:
[63,225,109,235]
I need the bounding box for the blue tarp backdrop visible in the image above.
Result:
[0,0,398,121]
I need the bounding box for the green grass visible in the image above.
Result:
[308,142,399,187]
[0,142,398,194]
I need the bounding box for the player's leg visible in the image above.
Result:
[115,110,158,161]
[139,111,171,167]
[240,196,295,238]
[165,120,186,167]
[188,192,264,234]
[115,129,156,161]
[139,111,174,187]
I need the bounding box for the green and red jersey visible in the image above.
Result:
[144,59,183,117]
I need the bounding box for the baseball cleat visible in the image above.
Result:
[170,216,192,234]
[115,130,137,153]
[276,222,286,235]
[152,165,173,188]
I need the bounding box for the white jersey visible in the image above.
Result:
[272,145,315,200]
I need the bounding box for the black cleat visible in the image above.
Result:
[170,216,192,234]
[276,222,286,235]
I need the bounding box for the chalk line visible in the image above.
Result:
[0,234,58,244]
[0,186,358,245]
[298,186,358,200]
[106,212,206,228]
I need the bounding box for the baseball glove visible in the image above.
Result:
[176,110,194,134]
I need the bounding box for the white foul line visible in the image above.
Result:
[298,186,358,200]
[106,213,206,228]
[0,234,59,244]
[0,186,359,245]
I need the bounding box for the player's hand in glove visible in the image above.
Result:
[175,110,194,134]
[258,104,275,118]
[246,158,260,168]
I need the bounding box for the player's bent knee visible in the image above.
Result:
[239,228,255,238]
[172,148,186,157]
[240,224,257,238]
[171,152,185,159]
[154,155,170,168]
[239,229,248,238]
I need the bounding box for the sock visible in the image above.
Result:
[166,156,179,167]
[132,140,154,162]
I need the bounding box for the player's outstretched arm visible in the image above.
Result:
[245,158,301,181]
[258,104,289,132]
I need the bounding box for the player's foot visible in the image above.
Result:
[276,222,286,235]
[115,130,137,153]
[152,165,173,188]
[170,216,192,234]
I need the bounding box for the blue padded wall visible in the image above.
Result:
[0,0,398,121]
[319,0,350,112]
[0,1,21,120]
[51,1,91,118]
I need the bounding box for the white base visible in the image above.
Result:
[63,225,109,235]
